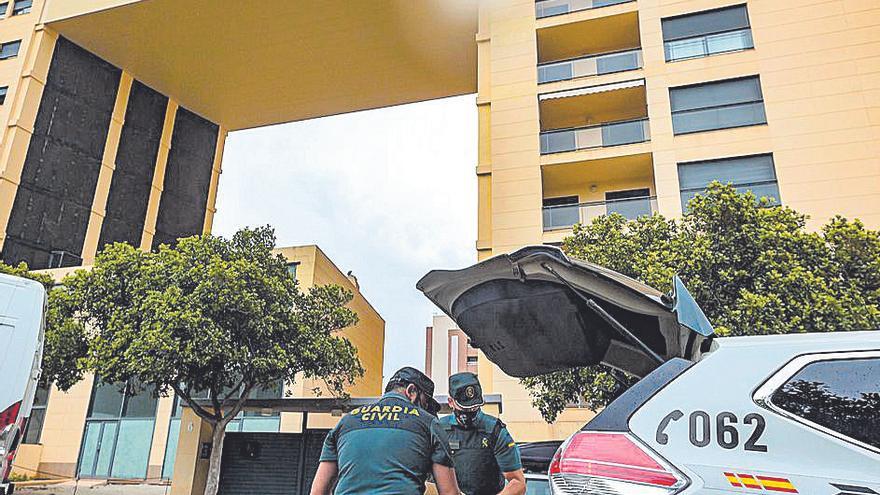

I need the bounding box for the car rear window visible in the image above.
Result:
[771,357,879,449]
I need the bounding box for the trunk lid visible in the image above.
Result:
[416,246,713,378]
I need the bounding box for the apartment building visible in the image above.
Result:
[472,0,880,440]
[425,314,480,395]
[12,245,385,485]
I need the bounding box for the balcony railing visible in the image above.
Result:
[539,49,642,84]
[540,118,649,154]
[665,28,754,62]
[536,0,634,18]
[543,196,657,230]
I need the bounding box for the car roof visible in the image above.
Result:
[715,330,880,350]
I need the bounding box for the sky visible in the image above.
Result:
[212,95,477,381]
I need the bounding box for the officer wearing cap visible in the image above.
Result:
[310,367,460,495]
[439,372,526,495]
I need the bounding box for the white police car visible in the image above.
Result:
[418,246,879,495]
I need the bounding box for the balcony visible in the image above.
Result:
[536,0,634,19]
[541,152,656,232]
[543,195,657,230]
[538,11,641,86]
[539,49,642,84]
[541,118,649,154]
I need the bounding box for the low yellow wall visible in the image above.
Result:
[11,444,42,480]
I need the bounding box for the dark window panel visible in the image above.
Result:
[662,4,750,41]
[670,77,763,112]
[670,77,766,134]
[0,86,7,105]
[151,107,218,250]
[98,80,168,248]
[88,381,126,419]
[678,154,780,208]
[1,37,120,269]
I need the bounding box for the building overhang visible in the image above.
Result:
[42,0,478,130]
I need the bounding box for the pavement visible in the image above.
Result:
[15,480,172,495]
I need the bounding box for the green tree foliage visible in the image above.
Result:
[522,183,880,422]
[0,262,87,391]
[56,226,362,495]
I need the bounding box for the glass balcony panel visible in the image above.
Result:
[706,29,754,55]
[606,196,654,219]
[665,38,706,61]
[544,197,656,230]
[672,101,766,134]
[536,0,633,18]
[596,50,641,75]
[665,29,753,62]
[602,119,648,146]
[681,182,780,211]
[574,127,603,149]
[538,63,573,84]
[541,119,649,154]
[543,204,581,229]
[541,131,577,154]
[538,50,641,84]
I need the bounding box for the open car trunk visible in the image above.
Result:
[417,246,713,379]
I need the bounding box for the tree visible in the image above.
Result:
[0,263,87,391]
[58,226,363,495]
[522,183,880,422]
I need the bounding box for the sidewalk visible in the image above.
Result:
[15,480,171,495]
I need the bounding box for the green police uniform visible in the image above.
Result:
[319,368,450,495]
[440,373,522,495]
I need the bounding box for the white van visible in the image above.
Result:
[0,273,46,494]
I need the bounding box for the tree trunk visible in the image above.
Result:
[203,421,227,495]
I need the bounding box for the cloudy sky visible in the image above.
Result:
[212,95,477,380]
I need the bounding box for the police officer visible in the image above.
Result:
[310,367,460,495]
[440,372,526,495]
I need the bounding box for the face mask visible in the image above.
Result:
[454,409,478,429]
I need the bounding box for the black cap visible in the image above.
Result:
[449,372,483,409]
[388,367,441,414]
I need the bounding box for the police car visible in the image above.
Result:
[418,246,880,495]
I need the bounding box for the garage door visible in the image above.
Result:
[218,430,329,495]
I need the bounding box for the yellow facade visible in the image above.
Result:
[475,0,880,440]
[12,246,385,482]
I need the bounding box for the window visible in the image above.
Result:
[670,76,766,134]
[11,0,30,15]
[0,86,7,106]
[0,3,8,19]
[466,356,478,365]
[770,357,879,450]
[543,196,580,230]
[605,188,652,220]
[663,5,753,62]
[23,381,50,444]
[287,262,298,280]
[0,40,21,60]
[80,380,158,479]
[678,154,780,209]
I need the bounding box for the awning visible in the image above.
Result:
[539,79,645,101]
